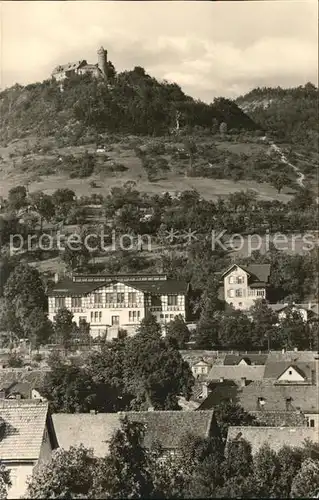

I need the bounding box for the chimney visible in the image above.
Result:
[294,347,298,352]
[219,377,224,383]
[241,377,247,387]
[16,394,21,400]
[282,348,286,354]
[54,272,59,284]
[311,370,316,385]
[202,382,209,399]
[0,391,5,399]
[90,409,96,414]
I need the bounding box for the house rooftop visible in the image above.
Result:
[49,276,188,297]
[207,365,265,382]
[224,354,268,366]
[226,426,318,455]
[52,410,215,457]
[220,264,271,284]
[0,400,50,461]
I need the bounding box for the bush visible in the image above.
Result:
[7,352,24,368]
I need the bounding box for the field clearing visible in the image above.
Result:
[0,170,293,203]
[0,134,295,202]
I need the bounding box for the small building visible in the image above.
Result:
[268,303,319,323]
[191,359,212,378]
[226,426,318,455]
[0,400,58,499]
[52,410,218,458]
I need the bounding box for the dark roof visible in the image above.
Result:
[220,264,271,284]
[264,361,315,380]
[49,278,188,297]
[198,379,319,413]
[52,411,215,457]
[224,354,268,366]
[198,382,239,410]
[237,380,319,413]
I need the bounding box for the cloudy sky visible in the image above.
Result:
[0,0,317,101]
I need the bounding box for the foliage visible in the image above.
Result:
[6,351,24,368]
[166,315,190,349]
[0,462,11,500]
[26,445,97,499]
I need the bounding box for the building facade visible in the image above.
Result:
[219,264,271,310]
[48,273,190,338]
[52,46,108,82]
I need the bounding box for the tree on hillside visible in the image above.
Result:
[276,308,312,350]
[23,308,53,349]
[53,308,78,352]
[249,299,278,349]
[86,338,133,412]
[92,417,155,499]
[217,309,254,350]
[166,315,190,349]
[26,445,97,499]
[3,263,47,313]
[8,185,27,211]
[214,402,258,442]
[39,359,114,413]
[123,316,194,410]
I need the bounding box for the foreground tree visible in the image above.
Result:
[124,316,194,409]
[290,458,319,498]
[166,315,190,349]
[26,445,96,498]
[92,418,155,499]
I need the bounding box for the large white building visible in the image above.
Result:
[219,263,271,310]
[48,273,190,338]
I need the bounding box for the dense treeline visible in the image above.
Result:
[0,66,257,142]
[236,83,318,151]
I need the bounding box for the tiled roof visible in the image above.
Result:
[220,264,271,283]
[207,365,265,382]
[224,354,268,366]
[0,400,49,461]
[236,380,319,413]
[264,361,315,381]
[227,426,319,455]
[49,278,188,296]
[266,351,317,363]
[52,411,215,457]
[197,379,319,414]
[52,60,86,73]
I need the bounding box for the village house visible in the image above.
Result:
[268,302,319,323]
[226,426,318,455]
[48,273,190,338]
[0,400,58,499]
[52,410,218,458]
[218,264,271,310]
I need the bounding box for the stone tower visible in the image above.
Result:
[97,46,108,80]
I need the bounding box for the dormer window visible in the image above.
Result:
[258,397,266,409]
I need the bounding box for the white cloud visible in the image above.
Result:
[0,0,317,100]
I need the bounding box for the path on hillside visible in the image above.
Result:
[262,136,305,187]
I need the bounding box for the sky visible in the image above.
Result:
[0,0,318,101]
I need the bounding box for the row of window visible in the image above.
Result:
[228,276,245,284]
[227,289,265,298]
[55,293,180,309]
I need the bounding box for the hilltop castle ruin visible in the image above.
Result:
[52,46,108,82]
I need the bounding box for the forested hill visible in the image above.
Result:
[0,65,258,142]
[236,83,318,151]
